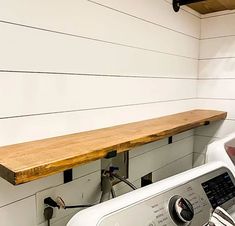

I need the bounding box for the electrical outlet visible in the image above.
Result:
[36,171,101,224]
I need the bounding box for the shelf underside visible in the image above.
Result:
[188,0,235,14]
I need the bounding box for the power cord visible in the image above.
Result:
[110,172,137,190]
[43,166,135,220]
[108,167,137,190]
[44,206,53,226]
[44,197,93,209]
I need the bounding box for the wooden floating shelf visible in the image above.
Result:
[0,109,227,185]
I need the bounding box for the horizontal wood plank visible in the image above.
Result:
[0,109,227,185]
[0,74,197,118]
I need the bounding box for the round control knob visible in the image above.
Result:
[169,196,194,224]
[174,197,194,223]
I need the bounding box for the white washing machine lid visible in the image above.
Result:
[67,161,229,226]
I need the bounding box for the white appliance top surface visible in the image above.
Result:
[68,161,235,226]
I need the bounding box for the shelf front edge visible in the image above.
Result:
[0,109,227,185]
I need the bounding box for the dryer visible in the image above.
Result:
[67,162,235,226]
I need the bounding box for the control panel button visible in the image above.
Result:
[202,172,235,209]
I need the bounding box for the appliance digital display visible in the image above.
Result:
[202,172,235,209]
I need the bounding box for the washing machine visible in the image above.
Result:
[206,132,235,176]
[67,162,235,226]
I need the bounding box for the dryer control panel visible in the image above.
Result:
[202,172,235,209]
[98,168,235,226]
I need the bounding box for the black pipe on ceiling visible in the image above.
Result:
[173,0,205,12]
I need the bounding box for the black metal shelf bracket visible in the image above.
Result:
[105,150,117,159]
[173,0,205,12]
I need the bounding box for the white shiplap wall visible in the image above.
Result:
[194,10,235,166]
[0,0,200,225]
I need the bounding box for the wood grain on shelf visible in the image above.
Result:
[188,0,235,14]
[0,109,227,185]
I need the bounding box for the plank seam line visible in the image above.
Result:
[201,34,235,40]
[148,153,194,176]
[0,19,197,60]
[200,57,235,60]
[0,70,198,80]
[87,0,199,40]
[130,134,194,159]
[198,97,235,101]
[130,136,194,159]
[0,194,35,209]
[198,78,235,80]
[0,98,196,120]
[118,153,194,191]
[0,169,100,209]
